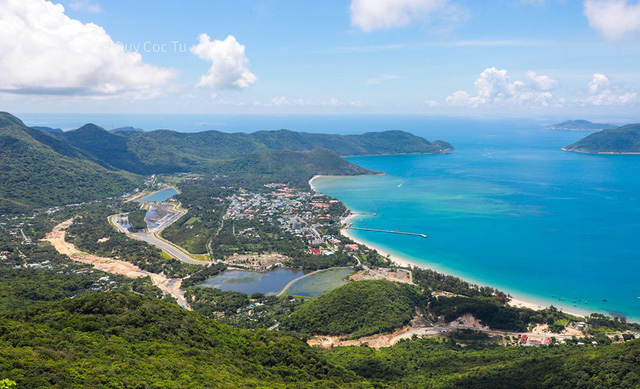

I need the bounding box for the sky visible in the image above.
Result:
[2,0,640,117]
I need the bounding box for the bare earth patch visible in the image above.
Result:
[44,218,190,309]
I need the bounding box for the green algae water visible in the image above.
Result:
[313,125,640,321]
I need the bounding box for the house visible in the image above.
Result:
[309,248,321,255]
[345,244,359,251]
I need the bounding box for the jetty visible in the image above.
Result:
[347,226,427,238]
[352,212,377,216]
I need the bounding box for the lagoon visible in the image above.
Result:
[284,268,354,297]
[198,268,304,295]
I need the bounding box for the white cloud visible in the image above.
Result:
[350,0,449,32]
[190,34,257,90]
[425,99,441,107]
[0,0,175,96]
[445,67,556,107]
[582,73,637,105]
[584,0,640,41]
[68,0,102,13]
[445,91,471,106]
[525,71,557,91]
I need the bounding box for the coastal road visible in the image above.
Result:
[110,205,208,266]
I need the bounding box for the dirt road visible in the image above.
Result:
[44,218,191,309]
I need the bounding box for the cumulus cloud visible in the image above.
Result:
[0,0,175,96]
[190,34,257,90]
[582,73,637,105]
[445,67,556,107]
[584,0,640,41]
[350,0,449,32]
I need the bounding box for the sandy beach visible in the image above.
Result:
[310,175,585,317]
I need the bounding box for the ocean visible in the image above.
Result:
[21,113,640,319]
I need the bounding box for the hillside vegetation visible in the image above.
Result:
[0,113,138,213]
[0,112,453,212]
[283,280,425,338]
[564,124,640,153]
[1,291,640,388]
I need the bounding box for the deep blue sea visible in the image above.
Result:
[21,113,640,319]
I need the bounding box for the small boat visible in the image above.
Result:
[602,299,607,302]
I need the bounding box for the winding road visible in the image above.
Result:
[110,205,208,265]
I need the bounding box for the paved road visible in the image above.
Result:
[110,205,208,266]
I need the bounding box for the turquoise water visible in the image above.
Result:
[314,128,640,320]
[198,268,304,295]
[138,187,179,203]
[285,268,354,297]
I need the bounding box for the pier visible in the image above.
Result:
[351,212,377,216]
[347,226,427,238]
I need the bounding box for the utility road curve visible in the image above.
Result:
[44,219,190,309]
[110,204,207,265]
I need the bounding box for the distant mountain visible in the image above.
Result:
[110,126,144,133]
[0,113,138,213]
[563,124,640,154]
[221,148,374,187]
[0,112,453,211]
[30,126,63,134]
[546,120,617,131]
[60,125,453,175]
[250,129,453,156]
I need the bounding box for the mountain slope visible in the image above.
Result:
[0,292,360,388]
[0,113,138,213]
[64,126,453,174]
[563,124,640,154]
[221,147,374,187]
[251,129,454,156]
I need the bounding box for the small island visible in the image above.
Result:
[546,120,617,131]
[563,124,640,154]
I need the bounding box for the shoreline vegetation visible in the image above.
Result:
[309,174,596,320]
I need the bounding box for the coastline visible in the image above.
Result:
[310,174,586,318]
[561,147,640,155]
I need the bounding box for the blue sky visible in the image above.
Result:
[2,0,640,116]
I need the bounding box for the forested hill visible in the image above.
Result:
[1,291,639,388]
[0,113,138,214]
[59,125,453,174]
[563,124,640,154]
[0,111,452,212]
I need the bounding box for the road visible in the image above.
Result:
[110,204,208,266]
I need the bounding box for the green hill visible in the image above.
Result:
[221,147,373,187]
[0,292,360,388]
[563,124,640,154]
[0,113,138,213]
[0,112,452,212]
[282,280,425,338]
[2,291,639,388]
[60,124,453,175]
[547,120,617,131]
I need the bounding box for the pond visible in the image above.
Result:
[198,268,305,296]
[137,187,179,203]
[283,267,354,297]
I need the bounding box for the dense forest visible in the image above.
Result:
[564,123,640,153]
[283,280,425,338]
[1,111,451,213]
[1,292,639,388]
